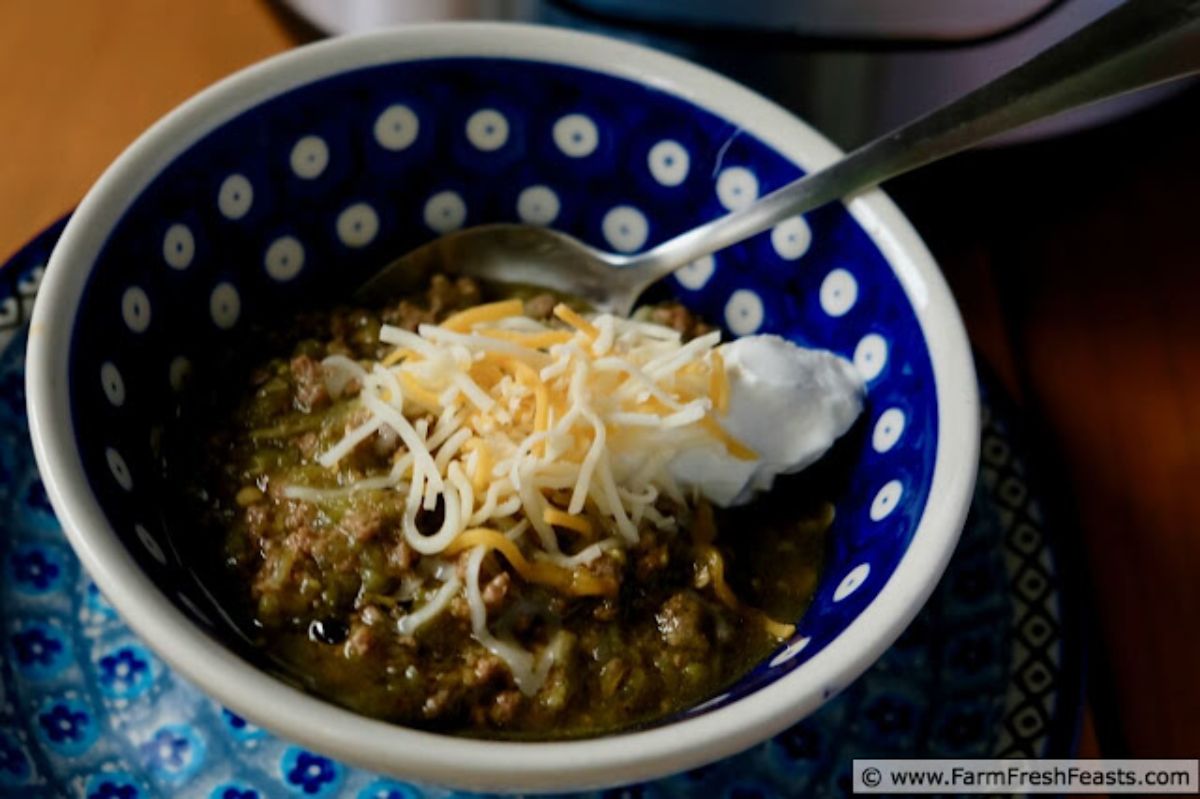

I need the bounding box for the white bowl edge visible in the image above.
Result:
[25,22,979,793]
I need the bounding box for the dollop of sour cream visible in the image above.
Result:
[668,334,865,506]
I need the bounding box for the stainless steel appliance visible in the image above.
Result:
[281,0,1183,147]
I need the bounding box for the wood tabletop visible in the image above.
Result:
[3,0,1196,774]
[0,1,294,253]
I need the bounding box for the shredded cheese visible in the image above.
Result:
[440,299,524,332]
[699,415,757,460]
[464,438,492,493]
[307,301,790,686]
[464,545,541,695]
[710,350,729,415]
[482,328,574,348]
[445,528,617,597]
[553,303,598,340]
[321,354,367,397]
[397,373,442,412]
[397,572,461,636]
[699,545,795,640]
[316,415,383,468]
[543,507,594,537]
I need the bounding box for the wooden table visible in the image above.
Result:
[3,0,1195,771]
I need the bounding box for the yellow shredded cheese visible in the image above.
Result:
[710,350,729,415]
[445,528,617,597]
[464,438,492,494]
[699,545,795,640]
[440,299,524,332]
[553,303,598,340]
[505,358,549,453]
[307,301,795,672]
[469,361,505,390]
[381,348,416,367]
[699,415,757,460]
[481,328,575,348]
[543,507,594,537]
[398,373,442,413]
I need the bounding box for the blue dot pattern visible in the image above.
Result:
[8,620,73,680]
[7,543,70,595]
[95,643,157,699]
[3,218,1077,797]
[140,723,206,784]
[281,747,344,797]
[34,695,99,756]
[210,782,262,799]
[0,730,33,788]
[85,771,149,799]
[67,58,937,703]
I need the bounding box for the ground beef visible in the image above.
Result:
[481,572,511,611]
[451,275,482,308]
[649,302,714,340]
[329,308,375,343]
[373,424,400,458]
[472,654,505,685]
[489,690,523,726]
[244,504,270,541]
[656,591,712,652]
[584,552,622,583]
[381,274,483,331]
[448,595,471,620]
[345,623,376,657]
[295,431,319,459]
[360,605,387,626]
[524,292,557,319]
[592,599,619,622]
[341,507,384,542]
[344,406,372,432]
[454,550,473,580]
[387,540,414,572]
[422,686,453,719]
[635,543,670,581]
[282,528,316,558]
[284,501,318,539]
[290,355,329,413]
[382,300,434,331]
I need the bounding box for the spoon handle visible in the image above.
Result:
[628,0,1200,278]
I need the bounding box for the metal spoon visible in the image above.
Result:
[356,0,1200,316]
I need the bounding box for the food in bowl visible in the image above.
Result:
[177,273,864,737]
[27,23,978,789]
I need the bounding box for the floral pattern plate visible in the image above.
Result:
[0,219,1081,798]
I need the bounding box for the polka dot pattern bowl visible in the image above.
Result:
[26,23,978,792]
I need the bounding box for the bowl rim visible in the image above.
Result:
[26,21,978,793]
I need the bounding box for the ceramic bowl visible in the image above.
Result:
[26,23,978,793]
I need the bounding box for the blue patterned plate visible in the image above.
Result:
[1,219,1080,797]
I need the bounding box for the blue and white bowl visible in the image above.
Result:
[26,23,978,793]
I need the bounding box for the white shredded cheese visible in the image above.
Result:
[397,573,462,636]
[316,415,383,468]
[302,301,817,692]
[465,545,540,695]
[321,354,367,397]
[535,538,621,568]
